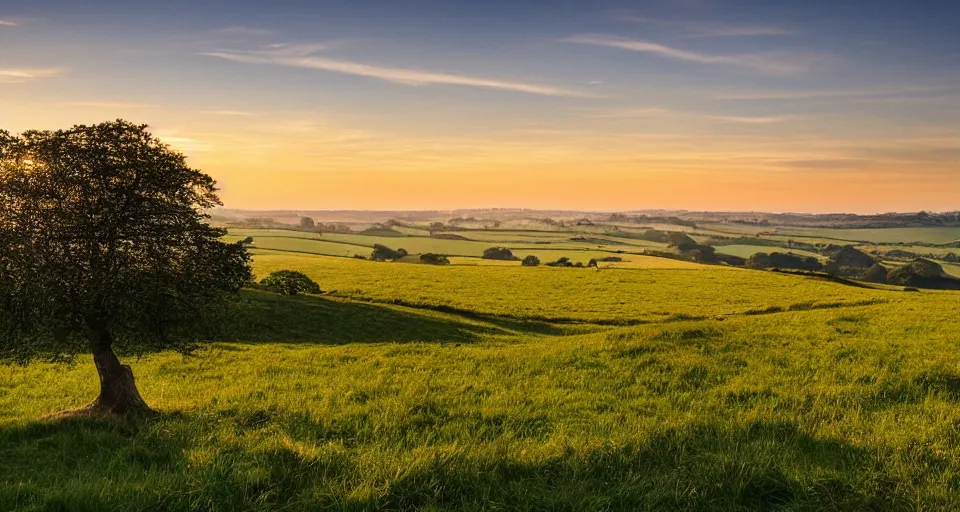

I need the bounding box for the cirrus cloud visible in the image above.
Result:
[201,45,592,97]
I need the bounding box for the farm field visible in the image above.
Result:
[713,245,823,260]
[771,227,960,245]
[5,219,960,510]
[5,249,960,510]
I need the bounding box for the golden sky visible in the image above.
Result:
[1,1,959,213]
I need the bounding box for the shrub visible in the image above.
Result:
[260,270,321,296]
[599,256,623,262]
[521,255,540,267]
[241,236,254,245]
[860,263,889,284]
[299,216,315,229]
[482,247,517,261]
[667,232,699,251]
[546,257,574,267]
[747,252,823,271]
[420,253,450,265]
[588,259,598,268]
[371,244,408,262]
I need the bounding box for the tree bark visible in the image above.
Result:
[84,322,154,417]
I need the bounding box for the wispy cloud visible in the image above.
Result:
[0,19,17,27]
[202,45,590,97]
[586,107,794,124]
[151,128,213,153]
[707,115,793,124]
[620,15,795,38]
[0,68,63,83]
[62,101,153,109]
[716,85,955,100]
[202,110,256,116]
[564,35,819,76]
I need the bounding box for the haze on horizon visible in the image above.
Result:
[1,0,958,214]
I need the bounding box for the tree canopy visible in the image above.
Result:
[0,120,251,415]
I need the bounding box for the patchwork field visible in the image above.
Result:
[4,223,960,510]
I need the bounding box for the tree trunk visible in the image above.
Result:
[84,323,154,417]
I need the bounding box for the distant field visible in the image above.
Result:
[942,262,960,278]
[250,252,905,323]
[773,227,960,245]
[714,245,823,260]
[232,228,664,262]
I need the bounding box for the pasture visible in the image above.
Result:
[4,223,960,510]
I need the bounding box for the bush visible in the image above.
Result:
[371,244,408,262]
[241,236,254,245]
[299,216,315,229]
[521,255,540,267]
[260,270,321,296]
[546,257,574,267]
[747,252,823,271]
[588,259,598,268]
[482,247,517,261]
[667,232,699,251]
[599,256,623,262]
[420,253,450,265]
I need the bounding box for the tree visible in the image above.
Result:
[299,216,315,229]
[482,247,517,261]
[521,255,540,267]
[260,270,321,295]
[370,244,407,262]
[0,120,251,416]
[419,253,450,265]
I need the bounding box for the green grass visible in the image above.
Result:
[5,245,960,510]
[250,252,912,324]
[5,284,960,510]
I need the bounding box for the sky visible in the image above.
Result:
[1,0,959,213]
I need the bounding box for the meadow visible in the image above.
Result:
[4,222,960,510]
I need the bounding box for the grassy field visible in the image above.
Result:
[772,227,960,245]
[6,225,960,510]
[713,245,824,260]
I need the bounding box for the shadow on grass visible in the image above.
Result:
[0,411,932,511]
[213,289,514,345]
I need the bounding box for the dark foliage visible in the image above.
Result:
[747,253,823,271]
[667,232,699,251]
[370,244,408,262]
[546,257,574,267]
[482,247,517,261]
[521,255,540,267]
[887,259,960,289]
[0,120,251,361]
[259,271,321,296]
[420,253,451,265]
[860,264,888,284]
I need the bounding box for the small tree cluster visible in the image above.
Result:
[371,244,408,261]
[260,270,321,295]
[420,253,451,265]
[482,247,517,261]
[521,255,540,267]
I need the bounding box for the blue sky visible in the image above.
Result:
[1,0,958,212]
